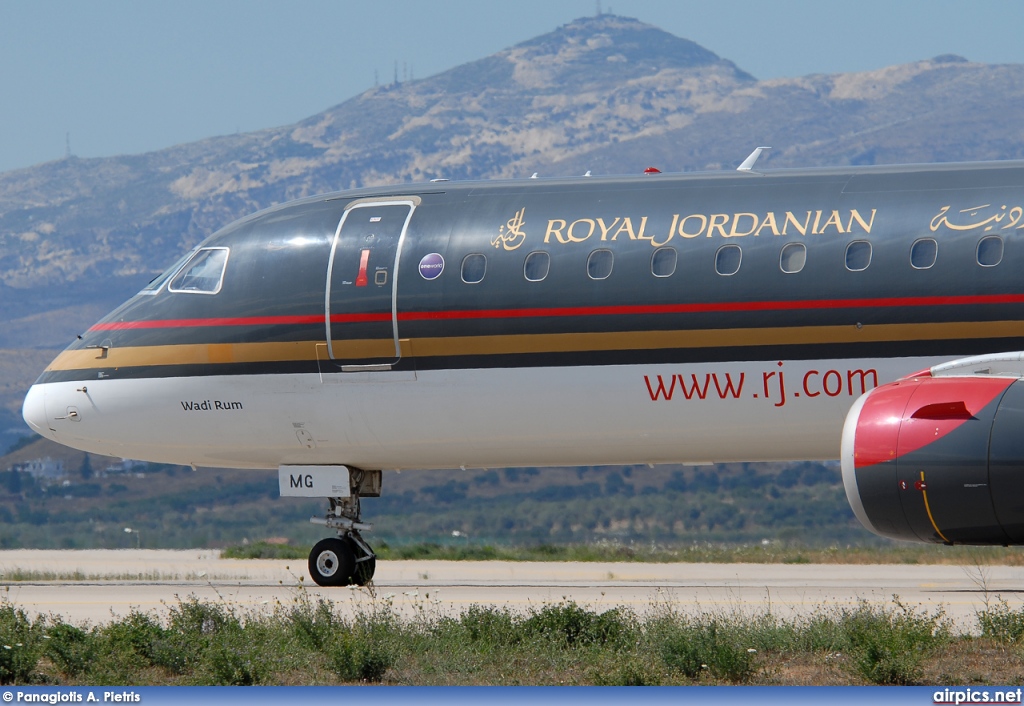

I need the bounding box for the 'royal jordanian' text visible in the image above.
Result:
[543,209,877,247]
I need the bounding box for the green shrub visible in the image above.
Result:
[0,602,42,684]
[162,598,239,676]
[795,613,850,653]
[168,597,234,638]
[174,606,275,685]
[457,605,519,648]
[207,637,268,685]
[325,629,396,683]
[523,602,631,648]
[47,611,176,684]
[654,619,754,683]
[288,597,343,651]
[44,623,94,677]
[102,611,166,663]
[0,591,987,686]
[979,599,1024,644]
[593,657,661,686]
[354,638,395,682]
[841,599,947,685]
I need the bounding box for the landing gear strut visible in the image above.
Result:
[307,469,380,587]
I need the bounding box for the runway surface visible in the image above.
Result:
[3,550,1023,629]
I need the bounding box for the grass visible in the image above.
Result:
[2,588,1021,686]
[221,543,307,560]
[225,540,1024,565]
[0,569,214,582]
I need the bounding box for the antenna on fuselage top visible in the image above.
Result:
[737,146,771,174]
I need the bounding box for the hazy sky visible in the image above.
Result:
[2,0,1022,174]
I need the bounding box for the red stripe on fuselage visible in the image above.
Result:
[402,293,1024,322]
[88,292,1024,331]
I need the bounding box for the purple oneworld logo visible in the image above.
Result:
[418,253,445,280]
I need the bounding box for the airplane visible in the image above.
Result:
[20,153,1024,586]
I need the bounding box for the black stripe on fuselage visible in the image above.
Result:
[34,336,1023,384]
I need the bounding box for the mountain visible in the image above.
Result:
[0,16,752,299]
[1,13,1024,442]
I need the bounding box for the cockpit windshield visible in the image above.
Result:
[168,247,230,295]
[138,249,196,296]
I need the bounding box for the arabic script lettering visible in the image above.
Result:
[930,204,1024,232]
[492,208,527,251]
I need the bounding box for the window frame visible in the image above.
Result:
[523,250,550,282]
[460,252,487,284]
[586,248,614,281]
[167,247,230,295]
[779,242,807,274]
[977,235,1004,267]
[909,238,938,270]
[714,244,742,276]
[844,240,872,272]
[651,247,678,278]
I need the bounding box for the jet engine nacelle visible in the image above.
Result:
[841,374,1024,545]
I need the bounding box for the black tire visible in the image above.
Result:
[345,537,376,586]
[308,537,355,587]
[352,556,376,586]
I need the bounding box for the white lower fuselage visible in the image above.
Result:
[25,356,937,470]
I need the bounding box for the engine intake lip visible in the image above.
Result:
[840,391,877,536]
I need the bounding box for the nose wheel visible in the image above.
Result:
[308,534,375,587]
[309,537,354,586]
[306,471,379,587]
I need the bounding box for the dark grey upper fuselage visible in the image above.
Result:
[42,161,1024,382]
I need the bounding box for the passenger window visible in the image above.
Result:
[168,247,229,294]
[461,253,486,283]
[524,251,550,282]
[587,249,614,280]
[910,238,937,269]
[977,235,1004,267]
[715,245,741,276]
[845,241,871,272]
[651,247,677,277]
[779,243,806,274]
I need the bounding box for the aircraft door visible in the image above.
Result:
[326,199,416,370]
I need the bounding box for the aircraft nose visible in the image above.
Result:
[22,385,53,439]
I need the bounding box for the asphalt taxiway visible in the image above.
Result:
[3,550,1022,629]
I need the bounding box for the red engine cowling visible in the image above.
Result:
[841,373,1024,544]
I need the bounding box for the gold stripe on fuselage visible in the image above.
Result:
[45,320,1024,372]
[48,340,326,372]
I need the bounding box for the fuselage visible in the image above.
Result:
[21,161,1024,471]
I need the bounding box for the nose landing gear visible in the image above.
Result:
[306,469,380,587]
